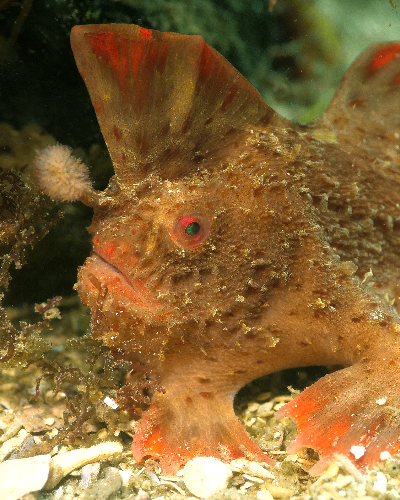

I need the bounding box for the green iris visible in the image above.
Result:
[185,221,201,236]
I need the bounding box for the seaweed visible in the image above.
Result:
[0,164,62,362]
[0,155,130,456]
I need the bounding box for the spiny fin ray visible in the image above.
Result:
[70,24,280,184]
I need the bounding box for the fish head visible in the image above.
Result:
[67,24,297,364]
[76,160,293,364]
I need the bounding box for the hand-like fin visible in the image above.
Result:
[131,392,274,473]
[277,361,400,473]
[70,24,279,184]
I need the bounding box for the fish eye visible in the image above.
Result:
[171,214,209,249]
[185,221,200,236]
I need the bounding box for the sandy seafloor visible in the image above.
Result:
[2,0,400,498]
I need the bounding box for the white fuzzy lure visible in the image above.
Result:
[33,144,97,204]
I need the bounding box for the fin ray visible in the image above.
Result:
[70,24,278,183]
[277,361,400,472]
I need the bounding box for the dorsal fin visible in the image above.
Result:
[70,24,278,184]
[311,42,400,162]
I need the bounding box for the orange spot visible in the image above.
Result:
[103,241,116,258]
[145,425,164,454]
[200,392,213,399]
[392,442,400,454]
[139,27,153,40]
[393,72,400,84]
[93,102,102,113]
[113,125,121,142]
[369,43,400,75]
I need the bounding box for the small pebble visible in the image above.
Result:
[79,462,101,489]
[256,402,274,417]
[350,445,365,460]
[247,402,260,413]
[323,462,340,478]
[80,466,123,500]
[256,392,271,402]
[133,489,149,500]
[230,459,275,479]
[262,483,294,498]
[335,474,354,488]
[380,451,391,460]
[183,456,233,498]
[373,471,387,493]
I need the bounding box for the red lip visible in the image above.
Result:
[91,252,159,308]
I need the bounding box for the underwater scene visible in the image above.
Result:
[2,0,400,498]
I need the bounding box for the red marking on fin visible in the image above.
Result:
[277,362,400,473]
[393,72,400,85]
[313,41,400,162]
[197,41,217,83]
[139,27,152,40]
[93,102,102,113]
[113,125,121,142]
[70,24,280,183]
[368,42,400,75]
[89,32,130,92]
[221,81,239,112]
[132,395,274,473]
[129,40,145,79]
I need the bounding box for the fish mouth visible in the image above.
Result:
[90,252,159,308]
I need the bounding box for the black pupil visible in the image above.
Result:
[185,221,201,236]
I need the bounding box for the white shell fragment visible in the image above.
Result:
[44,441,123,490]
[380,451,391,460]
[350,445,365,460]
[182,456,233,498]
[104,396,119,409]
[0,454,51,500]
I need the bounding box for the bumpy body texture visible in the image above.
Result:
[35,26,400,473]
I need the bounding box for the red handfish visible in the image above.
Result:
[34,25,400,474]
